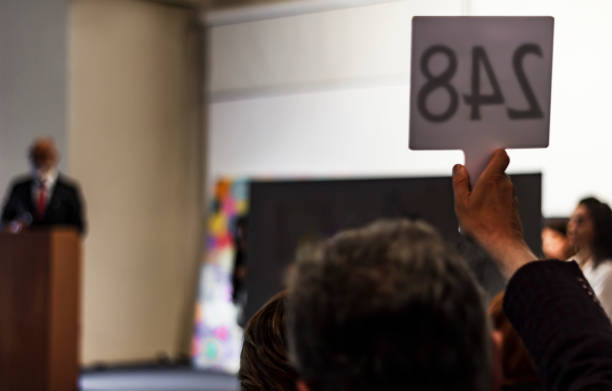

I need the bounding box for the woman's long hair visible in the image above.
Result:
[579,197,612,266]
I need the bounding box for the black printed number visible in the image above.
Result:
[463,46,505,120]
[417,43,544,122]
[417,45,458,122]
[507,44,544,119]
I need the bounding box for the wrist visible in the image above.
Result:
[478,234,537,278]
[495,241,537,278]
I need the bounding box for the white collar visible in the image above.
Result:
[35,169,58,188]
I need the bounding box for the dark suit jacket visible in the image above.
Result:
[1,175,85,234]
[505,260,612,390]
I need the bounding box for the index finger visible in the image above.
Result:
[477,149,510,186]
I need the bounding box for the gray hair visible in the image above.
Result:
[286,219,492,391]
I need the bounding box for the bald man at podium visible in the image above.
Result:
[1,138,85,234]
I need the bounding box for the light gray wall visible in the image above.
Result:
[0,0,68,194]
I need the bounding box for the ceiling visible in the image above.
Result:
[152,0,289,10]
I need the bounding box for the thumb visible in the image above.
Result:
[452,164,470,210]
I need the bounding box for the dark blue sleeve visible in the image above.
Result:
[70,184,86,235]
[504,260,612,390]
[1,184,22,223]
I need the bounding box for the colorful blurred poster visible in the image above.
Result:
[192,178,249,373]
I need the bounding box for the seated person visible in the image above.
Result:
[239,290,298,391]
[541,217,572,259]
[489,292,541,391]
[1,138,85,234]
[286,150,612,391]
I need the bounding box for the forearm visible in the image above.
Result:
[479,235,537,279]
[1,200,17,223]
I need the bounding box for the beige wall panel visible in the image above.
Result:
[70,0,203,364]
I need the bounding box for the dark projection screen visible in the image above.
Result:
[245,174,541,320]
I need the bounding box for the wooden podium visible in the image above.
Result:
[0,229,81,391]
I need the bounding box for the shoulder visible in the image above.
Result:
[56,175,81,191]
[584,260,612,298]
[593,261,612,278]
[7,175,34,191]
[55,175,84,201]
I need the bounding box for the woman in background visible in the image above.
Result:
[567,197,612,318]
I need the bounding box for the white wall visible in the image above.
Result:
[205,0,612,217]
[0,0,68,192]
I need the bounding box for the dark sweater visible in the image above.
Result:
[504,260,612,390]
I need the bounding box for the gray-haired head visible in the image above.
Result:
[286,219,492,391]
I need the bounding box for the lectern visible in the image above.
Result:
[0,229,81,391]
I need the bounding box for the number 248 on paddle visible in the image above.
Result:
[409,17,554,151]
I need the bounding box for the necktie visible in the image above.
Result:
[37,182,47,219]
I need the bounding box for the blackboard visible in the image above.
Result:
[245,174,541,320]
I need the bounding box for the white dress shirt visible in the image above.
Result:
[31,169,58,207]
[581,259,612,320]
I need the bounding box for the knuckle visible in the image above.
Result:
[452,174,467,186]
[501,151,510,166]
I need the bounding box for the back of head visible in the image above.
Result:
[286,219,491,391]
[542,217,572,260]
[239,291,298,391]
[543,217,569,237]
[579,197,612,263]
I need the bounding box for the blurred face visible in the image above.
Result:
[29,140,58,176]
[567,204,595,251]
[31,155,56,174]
[541,227,571,259]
